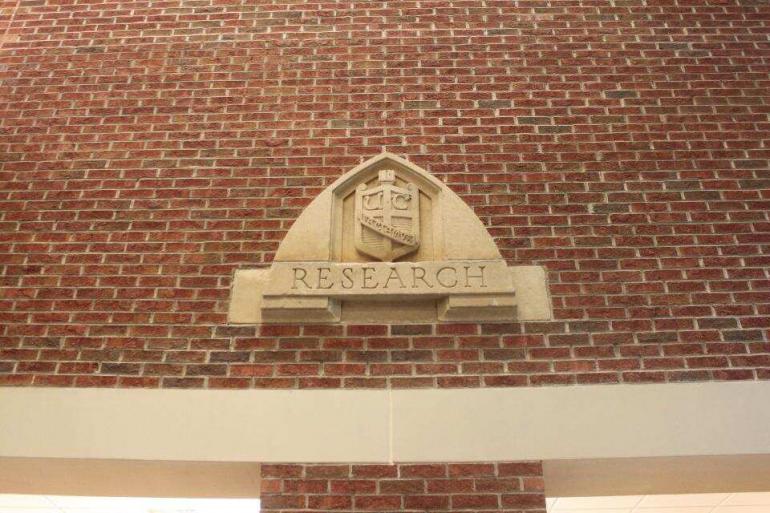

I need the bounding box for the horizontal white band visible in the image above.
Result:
[1,382,768,463]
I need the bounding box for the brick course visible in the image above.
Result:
[1,0,769,388]
[260,462,546,513]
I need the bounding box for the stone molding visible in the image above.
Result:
[2,383,769,463]
[228,153,551,323]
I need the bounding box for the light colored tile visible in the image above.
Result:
[552,509,632,513]
[46,496,133,510]
[636,493,729,507]
[553,495,642,509]
[0,495,55,508]
[714,507,770,513]
[59,509,134,513]
[148,498,260,513]
[48,497,261,513]
[722,492,770,506]
[632,508,712,513]
[550,494,770,513]
[0,509,60,513]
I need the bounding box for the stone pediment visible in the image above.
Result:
[229,153,551,323]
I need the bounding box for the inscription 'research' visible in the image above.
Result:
[291,264,487,291]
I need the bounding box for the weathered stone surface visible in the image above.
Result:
[273,153,502,263]
[229,268,269,324]
[264,261,512,298]
[509,266,551,321]
[229,265,549,324]
[228,153,551,323]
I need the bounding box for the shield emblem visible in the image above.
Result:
[355,170,420,261]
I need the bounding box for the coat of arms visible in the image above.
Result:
[354,169,420,261]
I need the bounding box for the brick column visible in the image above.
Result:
[260,461,546,512]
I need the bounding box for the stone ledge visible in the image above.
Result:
[228,265,551,324]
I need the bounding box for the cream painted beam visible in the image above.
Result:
[0,458,260,498]
[2,455,770,498]
[1,382,769,464]
[0,389,390,462]
[544,455,770,496]
[390,381,770,461]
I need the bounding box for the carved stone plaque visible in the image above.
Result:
[265,261,510,298]
[228,153,551,323]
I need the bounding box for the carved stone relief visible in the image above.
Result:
[229,153,551,323]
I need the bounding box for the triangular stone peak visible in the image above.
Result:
[275,152,502,264]
[229,153,551,324]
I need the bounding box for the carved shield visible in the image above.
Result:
[354,170,420,261]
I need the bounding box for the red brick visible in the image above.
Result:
[399,464,447,478]
[0,0,767,393]
[352,495,401,510]
[451,494,499,508]
[501,493,547,508]
[448,463,496,477]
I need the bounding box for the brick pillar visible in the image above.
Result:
[260,461,546,512]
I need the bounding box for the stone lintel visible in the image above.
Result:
[228,264,550,324]
[263,260,513,300]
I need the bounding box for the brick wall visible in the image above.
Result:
[1,0,769,388]
[260,462,546,512]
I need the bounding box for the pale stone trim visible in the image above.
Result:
[390,382,770,461]
[2,455,769,498]
[0,382,767,463]
[544,455,770,496]
[228,264,551,323]
[0,458,261,497]
[229,153,548,323]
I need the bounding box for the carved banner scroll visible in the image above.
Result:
[354,169,420,261]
